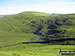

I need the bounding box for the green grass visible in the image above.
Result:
[0,44,75,56]
[0,33,39,46]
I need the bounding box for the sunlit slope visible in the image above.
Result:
[0,11,50,46]
[0,11,75,46]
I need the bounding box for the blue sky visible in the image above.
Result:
[0,0,75,15]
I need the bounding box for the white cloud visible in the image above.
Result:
[63,2,75,4]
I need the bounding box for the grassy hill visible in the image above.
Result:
[0,11,75,46]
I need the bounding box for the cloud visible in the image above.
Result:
[62,2,75,5]
[0,0,75,15]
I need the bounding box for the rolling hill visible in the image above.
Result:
[0,11,75,46]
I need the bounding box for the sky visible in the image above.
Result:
[0,0,75,15]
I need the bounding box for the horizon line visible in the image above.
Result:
[0,11,75,15]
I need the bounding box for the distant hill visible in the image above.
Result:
[49,13,62,15]
[0,15,12,18]
[0,11,75,46]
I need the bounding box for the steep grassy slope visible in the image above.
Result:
[0,11,75,46]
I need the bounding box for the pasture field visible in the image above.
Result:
[0,44,75,56]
